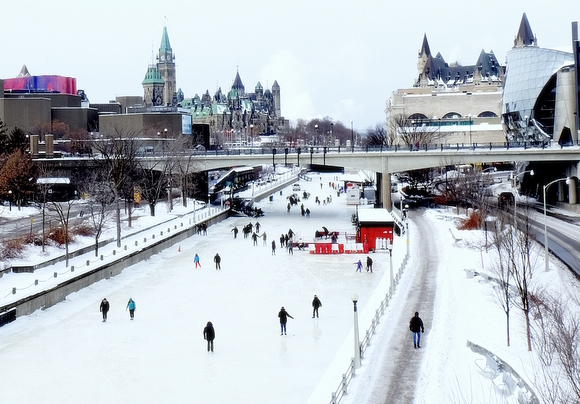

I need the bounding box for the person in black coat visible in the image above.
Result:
[312,295,322,318]
[214,253,221,270]
[203,321,215,352]
[278,307,294,335]
[366,256,373,273]
[100,298,110,322]
[409,312,425,348]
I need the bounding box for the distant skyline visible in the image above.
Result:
[1,1,578,130]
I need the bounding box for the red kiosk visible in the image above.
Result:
[357,209,394,251]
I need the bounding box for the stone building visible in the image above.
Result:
[386,32,506,145]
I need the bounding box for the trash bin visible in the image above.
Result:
[269,195,274,201]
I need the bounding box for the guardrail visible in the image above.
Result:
[329,247,410,404]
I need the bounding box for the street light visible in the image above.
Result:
[314,124,319,146]
[543,177,570,272]
[351,121,354,152]
[8,190,12,211]
[250,124,254,151]
[387,239,393,292]
[351,293,361,369]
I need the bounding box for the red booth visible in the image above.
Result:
[357,209,394,251]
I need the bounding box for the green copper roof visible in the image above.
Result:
[160,26,172,53]
[142,66,164,85]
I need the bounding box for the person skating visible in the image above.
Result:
[252,232,259,246]
[366,256,373,273]
[203,321,215,352]
[278,307,294,335]
[409,312,425,348]
[232,226,238,239]
[214,253,221,270]
[194,253,201,268]
[262,232,267,246]
[100,298,110,322]
[255,221,261,233]
[312,295,322,318]
[126,298,136,320]
[280,234,285,248]
[271,240,276,255]
[355,260,362,272]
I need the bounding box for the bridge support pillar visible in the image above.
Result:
[381,172,392,212]
[569,177,577,205]
[558,181,566,202]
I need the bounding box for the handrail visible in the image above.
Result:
[328,247,410,404]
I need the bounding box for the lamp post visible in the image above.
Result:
[387,239,393,292]
[314,124,319,146]
[351,120,354,152]
[351,293,361,369]
[543,177,570,272]
[405,204,409,252]
[468,115,472,147]
[250,124,254,152]
[8,190,12,211]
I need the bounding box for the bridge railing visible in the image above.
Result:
[183,139,568,158]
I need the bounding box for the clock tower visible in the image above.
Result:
[142,65,165,106]
[157,26,176,106]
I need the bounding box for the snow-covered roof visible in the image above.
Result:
[358,208,394,224]
[36,177,70,184]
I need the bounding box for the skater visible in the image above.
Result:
[355,260,362,272]
[280,234,285,248]
[126,298,136,320]
[202,223,207,236]
[232,226,238,239]
[214,253,221,270]
[255,221,261,233]
[194,253,201,268]
[278,306,294,335]
[100,298,110,322]
[366,256,373,273]
[409,312,425,348]
[252,232,259,246]
[203,321,215,352]
[312,295,322,318]
[262,232,267,246]
[271,240,276,255]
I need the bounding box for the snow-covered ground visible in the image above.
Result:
[1,171,578,403]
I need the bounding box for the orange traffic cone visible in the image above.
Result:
[178,245,181,252]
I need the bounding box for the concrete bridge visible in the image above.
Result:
[172,145,580,208]
[37,144,580,209]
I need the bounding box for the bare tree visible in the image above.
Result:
[75,167,115,257]
[390,114,442,148]
[363,124,393,147]
[488,208,514,347]
[530,290,580,403]
[91,126,141,247]
[49,199,76,267]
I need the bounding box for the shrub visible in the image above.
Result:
[458,210,483,230]
[71,223,95,238]
[0,238,26,260]
[47,227,70,246]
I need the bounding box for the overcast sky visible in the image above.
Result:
[1,1,578,130]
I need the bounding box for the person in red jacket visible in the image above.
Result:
[409,312,425,348]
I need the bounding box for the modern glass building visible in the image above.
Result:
[502,14,579,144]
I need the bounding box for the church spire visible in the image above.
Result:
[419,33,431,57]
[514,13,537,48]
[160,26,172,55]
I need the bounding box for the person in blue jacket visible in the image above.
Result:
[194,253,201,268]
[126,298,136,320]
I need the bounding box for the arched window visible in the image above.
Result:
[442,112,462,119]
[478,111,498,118]
[408,113,428,120]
